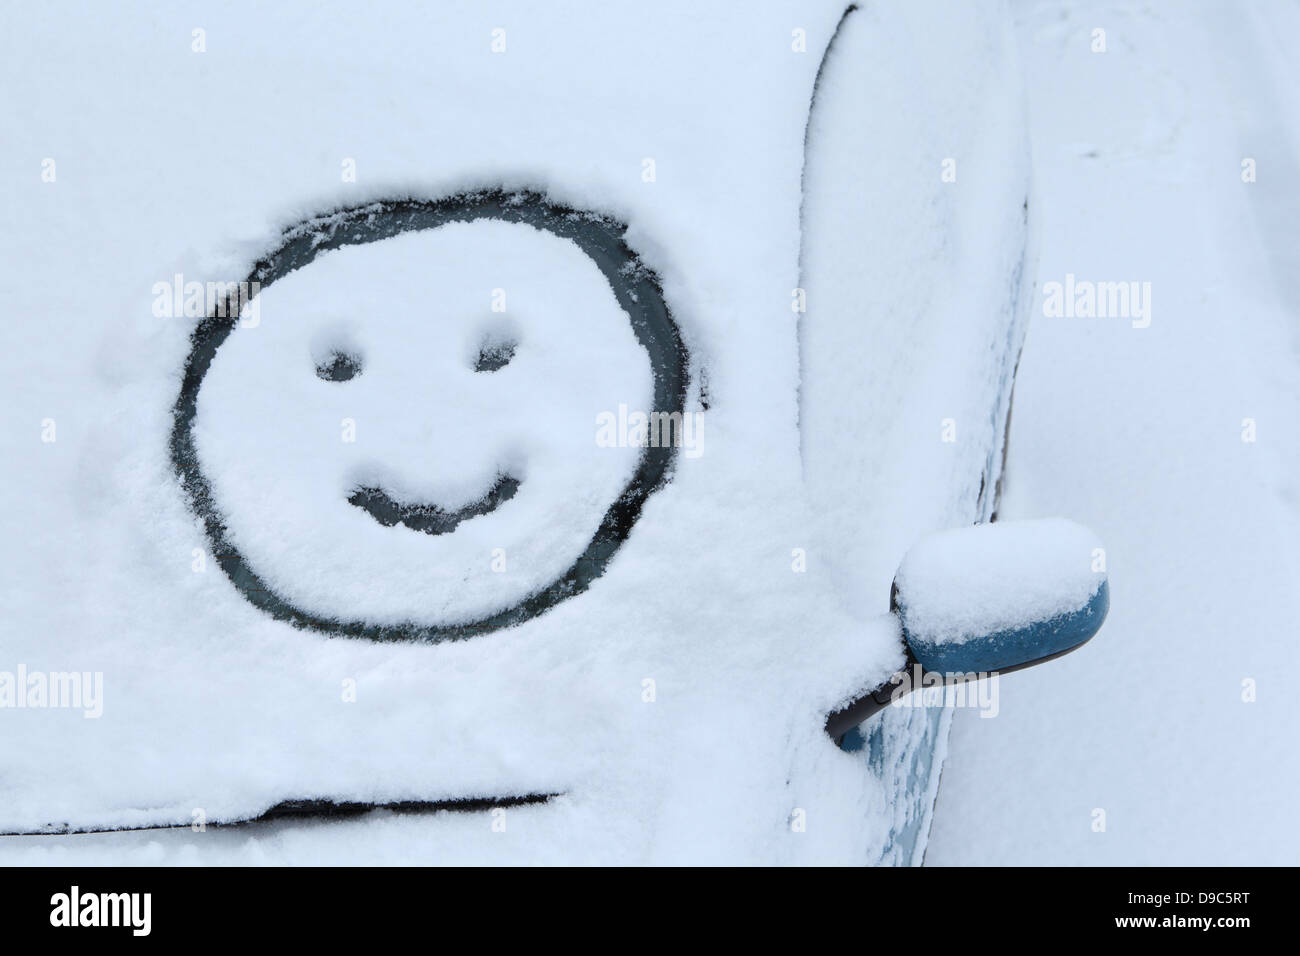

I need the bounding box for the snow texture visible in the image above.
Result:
[927,0,1300,866]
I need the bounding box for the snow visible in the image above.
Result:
[926,0,1300,866]
[10,0,1267,867]
[894,519,1104,647]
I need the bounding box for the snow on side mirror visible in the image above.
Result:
[894,518,1108,676]
[826,519,1108,739]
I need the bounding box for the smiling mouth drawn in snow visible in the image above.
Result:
[347,475,521,536]
[170,190,689,642]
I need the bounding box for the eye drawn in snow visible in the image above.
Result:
[171,190,689,642]
[314,349,364,382]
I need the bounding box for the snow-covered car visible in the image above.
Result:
[1,0,1106,865]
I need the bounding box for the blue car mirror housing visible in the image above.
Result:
[901,578,1109,676]
[826,519,1109,740]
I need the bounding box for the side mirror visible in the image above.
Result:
[894,518,1108,676]
[826,519,1108,739]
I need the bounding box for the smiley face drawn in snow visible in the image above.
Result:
[171,192,688,641]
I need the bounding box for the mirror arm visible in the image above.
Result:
[825,582,915,742]
[824,639,926,742]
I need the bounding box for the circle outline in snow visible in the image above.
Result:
[170,189,689,642]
